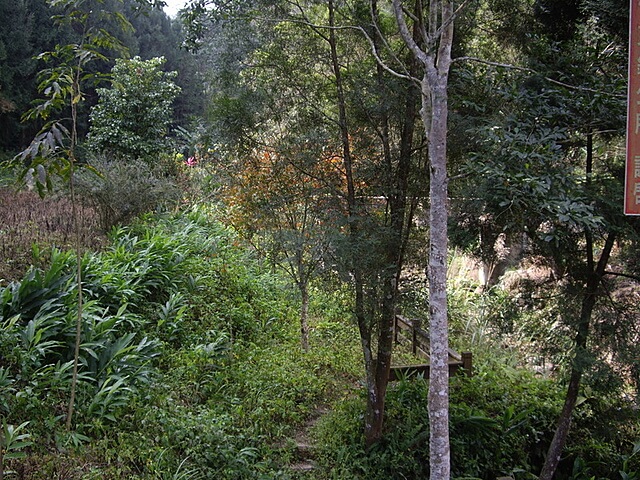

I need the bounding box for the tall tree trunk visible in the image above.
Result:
[327,0,382,445]
[358,0,421,448]
[539,232,615,479]
[393,0,454,477]
[424,74,451,480]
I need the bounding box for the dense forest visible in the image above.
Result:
[1,0,639,479]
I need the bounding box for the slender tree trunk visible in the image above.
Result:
[539,131,616,479]
[357,0,421,448]
[299,280,310,352]
[539,368,581,479]
[327,0,377,443]
[66,173,84,431]
[425,76,451,480]
[393,0,454,476]
[539,232,615,479]
[66,72,84,431]
[326,0,386,447]
[356,272,379,447]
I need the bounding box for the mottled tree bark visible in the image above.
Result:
[425,78,451,479]
[393,0,454,477]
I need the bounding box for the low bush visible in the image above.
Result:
[74,157,181,231]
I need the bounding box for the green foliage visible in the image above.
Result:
[0,205,366,477]
[0,247,74,320]
[82,218,196,312]
[87,56,181,163]
[562,390,640,478]
[1,0,197,153]
[0,0,71,151]
[453,79,605,258]
[0,418,33,478]
[74,155,181,231]
[102,402,274,480]
[0,276,160,433]
[448,367,562,479]
[1,201,639,478]
[445,273,520,351]
[16,0,138,193]
[311,356,640,480]
[226,340,336,436]
[0,211,208,435]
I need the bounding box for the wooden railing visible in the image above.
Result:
[390,315,472,381]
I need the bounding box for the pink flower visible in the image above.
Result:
[185,156,197,167]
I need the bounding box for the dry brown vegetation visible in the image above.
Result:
[0,187,106,284]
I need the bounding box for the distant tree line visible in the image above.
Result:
[0,0,204,154]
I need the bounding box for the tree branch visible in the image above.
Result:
[282,15,420,84]
[432,0,473,52]
[453,56,626,98]
[435,0,454,74]
[368,1,422,85]
[393,0,430,67]
[604,270,640,282]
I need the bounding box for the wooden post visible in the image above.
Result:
[394,315,399,343]
[412,322,417,355]
[462,352,473,377]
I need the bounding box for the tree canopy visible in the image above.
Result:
[88,56,181,162]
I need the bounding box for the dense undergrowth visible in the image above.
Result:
[311,362,640,479]
[1,201,640,479]
[0,206,362,479]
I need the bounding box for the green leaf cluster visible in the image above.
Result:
[87,56,181,163]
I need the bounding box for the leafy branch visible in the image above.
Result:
[16,0,140,431]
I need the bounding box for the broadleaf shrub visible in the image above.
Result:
[86,56,180,164]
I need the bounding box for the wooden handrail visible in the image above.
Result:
[391,314,472,381]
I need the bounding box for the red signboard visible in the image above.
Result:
[626,0,640,215]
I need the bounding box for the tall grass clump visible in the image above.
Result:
[0,187,104,283]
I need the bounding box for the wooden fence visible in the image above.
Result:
[389,314,472,381]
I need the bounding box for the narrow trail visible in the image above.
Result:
[288,406,329,475]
